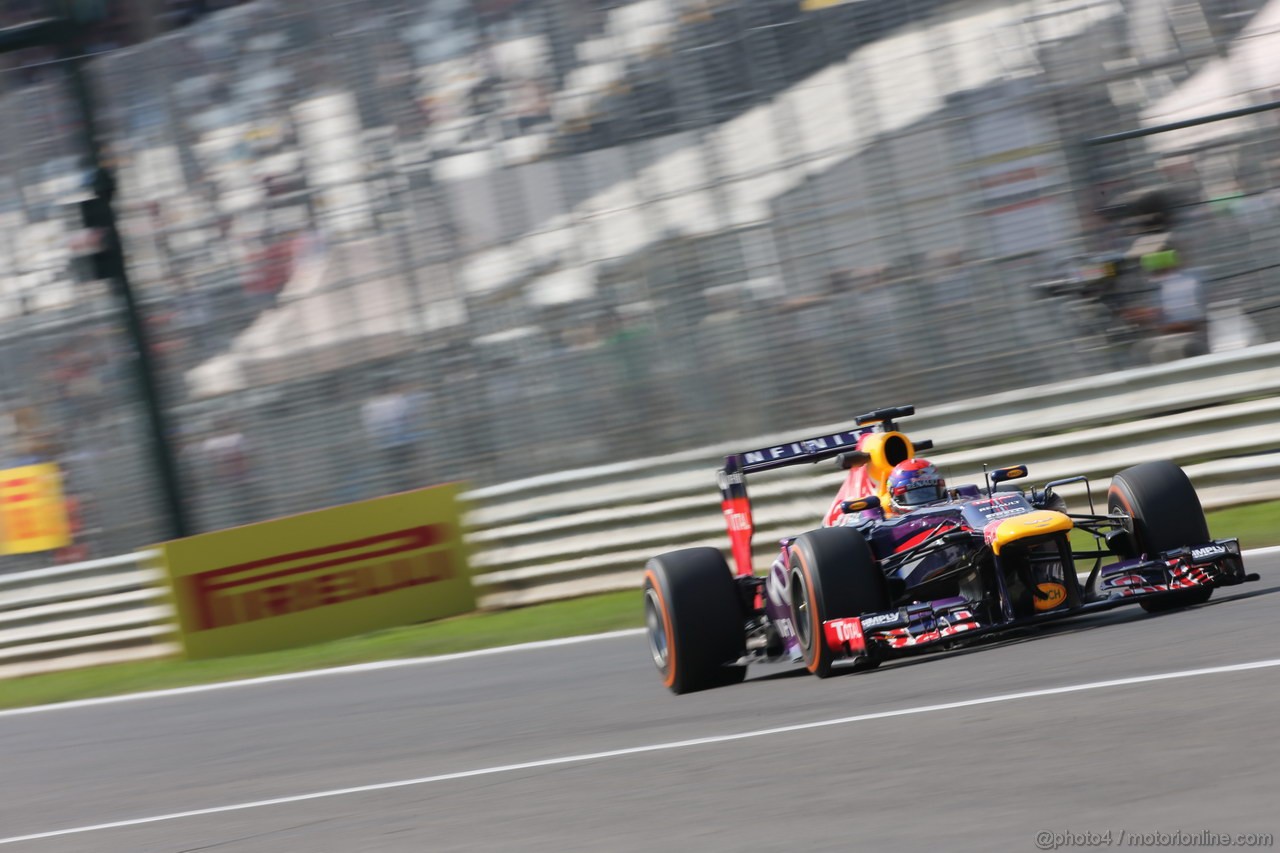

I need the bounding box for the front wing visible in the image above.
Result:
[821,539,1252,662]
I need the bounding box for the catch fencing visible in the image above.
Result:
[1,0,1279,567]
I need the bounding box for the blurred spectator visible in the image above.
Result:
[51,493,91,564]
[7,404,57,466]
[242,230,300,311]
[197,417,261,526]
[49,342,107,427]
[172,280,215,366]
[1131,249,1208,363]
[360,379,429,494]
[55,444,107,562]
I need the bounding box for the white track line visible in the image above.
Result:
[3,656,1278,847]
[5,547,1278,719]
[0,630,643,719]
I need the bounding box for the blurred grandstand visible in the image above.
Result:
[2,0,1279,559]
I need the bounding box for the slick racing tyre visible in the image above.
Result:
[643,548,747,694]
[1108,460,1213,613]
[788,527,890,678]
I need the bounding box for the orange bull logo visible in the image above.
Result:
[184,525,456,631]
[1034,582,1067,611]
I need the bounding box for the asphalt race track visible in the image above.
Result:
[4,551,1280,852]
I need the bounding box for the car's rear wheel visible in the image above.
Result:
[643,548,747,694]
[788,527,889,678]
[1108,460,1213,613]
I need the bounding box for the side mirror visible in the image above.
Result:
[840,495,881,513]
[990,465,1028,485]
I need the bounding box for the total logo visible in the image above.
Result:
[822,617,867,659]
[831,619,863,643]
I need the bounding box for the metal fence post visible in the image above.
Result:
[2,15,192,542]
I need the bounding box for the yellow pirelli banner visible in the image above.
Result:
[0,463,72,555]
[160,483,475,659]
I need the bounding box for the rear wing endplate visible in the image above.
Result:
[717,428,873,577]
[715,407,918,577]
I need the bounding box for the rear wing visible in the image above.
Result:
[731,429,871,474]
[717,406,923,576]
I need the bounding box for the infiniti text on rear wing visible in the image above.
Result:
[718,428,871,576]
[737,429,871,472]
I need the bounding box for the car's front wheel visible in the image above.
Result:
[1108,460,1213,613]
[788,527,889,678]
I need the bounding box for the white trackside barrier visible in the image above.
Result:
[5,343,1280,674]
[0,552,177,679]
[466,343,1280,607]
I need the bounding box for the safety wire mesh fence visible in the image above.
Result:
[1,0,1278,562]
[0,70,164,568]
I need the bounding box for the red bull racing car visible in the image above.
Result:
[643,406,1257,693]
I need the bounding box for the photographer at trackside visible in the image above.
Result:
[1128,248,1209,363]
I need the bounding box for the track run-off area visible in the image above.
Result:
[4,549,1280,852]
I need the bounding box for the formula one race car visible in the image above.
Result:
[642,406,1257,693]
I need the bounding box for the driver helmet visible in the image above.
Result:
[887,458,946,511]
